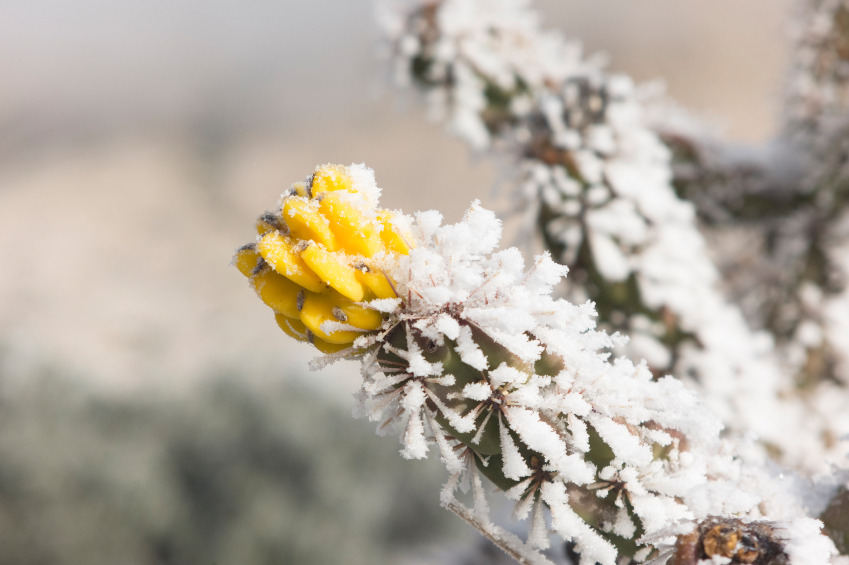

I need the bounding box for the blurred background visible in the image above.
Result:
[0,1,794,563]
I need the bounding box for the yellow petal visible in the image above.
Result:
[275,312,350,353]
[311,336,353,354]
[282,196,338,251]
[354,267,398,300]
[292,181,309,198]
[252,266,303,319]
[378,211,412,255]
[311,164,353,197]
[300,244,365,301]
[275,313,309,342]
[329,290,384,331]
[257,231,326,293]
[318,193,383,257]
[299,291,360,344]
[233,244,262,277]
[255,211,286,235]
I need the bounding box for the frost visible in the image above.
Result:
[344,193,813,562]
[365,298,401,312]
[462,381,491,401]
[375,0,849,479]
[261,0,849,560]
[500,415,532,480]
[347,162,382,202]
[456,324,488,370]
[775,518,837,565]
[612,506,637,539]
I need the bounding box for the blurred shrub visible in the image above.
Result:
[0,369,454,565]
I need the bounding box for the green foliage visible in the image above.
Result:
[0,370,453,565]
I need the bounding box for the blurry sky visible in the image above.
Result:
[0,0,795,394]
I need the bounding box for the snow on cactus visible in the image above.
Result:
[377,0,849,474]
[233,163,836,565]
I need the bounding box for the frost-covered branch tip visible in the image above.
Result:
[233,163,836,565]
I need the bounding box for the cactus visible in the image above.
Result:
[233,163,834,565]
[376,0,849,479]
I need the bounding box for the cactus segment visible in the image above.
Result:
[257,231,326,293]
[310,163,353,197]
[354,267,398,300]
[282,196,339,251]
[233,244,261,277]
[299,291,365,344]
[274,313,309,342]
[318,193,384,257]
[252,266,303,319]
[299,244,366,302]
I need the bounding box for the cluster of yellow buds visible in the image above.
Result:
[233,164,412,353]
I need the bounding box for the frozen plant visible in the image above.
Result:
[376,0,831,474]
[654,0,849,470]
[232,163,839,565]
[378,0,849,480]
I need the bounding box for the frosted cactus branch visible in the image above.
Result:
[232,163,837,565]
[642,1,849,477]
[375,0,849,474]
[786,0,849,140]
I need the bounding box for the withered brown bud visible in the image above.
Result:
[669,518,788,565]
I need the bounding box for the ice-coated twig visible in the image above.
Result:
[445,500,555,565]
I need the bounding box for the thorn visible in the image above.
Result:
[306,173,314,198]
[251,257,268,277]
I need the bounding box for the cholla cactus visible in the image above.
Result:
[233,163,836,565]
[653,0,849,471]
[376,0,849,474]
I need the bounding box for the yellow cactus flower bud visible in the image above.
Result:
[275,313,309,342]
[233,244,262,277]
[282,196,339,251]
[299,291,362,344]
[329,291,384,331]
[274,313,351,354]
[318,193,383,257]
[252,266,303,319]
[378,211,411,255]
[310,164,353,197]
[291,181,309,198]
[255,211,287,236]
[354,265,398,300]
[310,337,352,355]
[257,231,326,293]
[299,243,366,301]
[236,163,413,355]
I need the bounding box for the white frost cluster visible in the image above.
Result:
[379,0,849,474]
[346,201,831,565]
